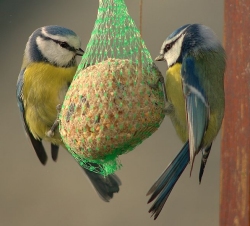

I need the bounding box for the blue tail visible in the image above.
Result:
[147,141,190,219]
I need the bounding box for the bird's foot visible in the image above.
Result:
[46,119,60,137]
[56,104,62,112]
[46,104,62,138]
[148,81,159,90]
[46,130,54,138]
[148,75,168,103]
[163,104,173,115]
[149,75,172,113]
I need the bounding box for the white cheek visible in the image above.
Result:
[165,35,185,67]
[36,37,75,66]
[165,47,181,67]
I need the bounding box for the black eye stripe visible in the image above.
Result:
[53,39,75,52]
[54,40,69,47]
[40,34,76,52]
[164,33,185,53]
[164,43,173,52]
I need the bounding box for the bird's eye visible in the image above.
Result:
[59,42,70,48]
[164,43,172,52]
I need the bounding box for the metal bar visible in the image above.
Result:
[220,0,250,225]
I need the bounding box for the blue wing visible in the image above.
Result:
[181,56,209,173]
[16,68,48,164]
[146,56,211,219]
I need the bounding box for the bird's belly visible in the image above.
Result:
[23,63,76,142]
[166,64,188,143]
[25,91,63,142]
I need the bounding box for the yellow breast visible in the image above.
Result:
[165,63,188,143]
[23,62,77,143]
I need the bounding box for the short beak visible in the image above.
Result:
[76,48,84,56]
[155,54,164,61]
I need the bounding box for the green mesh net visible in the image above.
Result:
[59,0,165,176]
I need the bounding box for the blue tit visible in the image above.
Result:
[147,24,226,219]
[16,25,121,201]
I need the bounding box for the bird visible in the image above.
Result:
[16,25,121,202]
[147,24,226,219]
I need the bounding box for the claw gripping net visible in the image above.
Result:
[59,0,165,176]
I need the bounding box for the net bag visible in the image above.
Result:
[59,0,165,176]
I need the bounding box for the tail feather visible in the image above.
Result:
[83,165,121,202]
[51,144,59,161]
[199,143,212,183]
[147,141,190,219]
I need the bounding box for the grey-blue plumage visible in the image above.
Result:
[17,25,121,202]
[147,24,226,219]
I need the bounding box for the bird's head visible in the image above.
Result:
[25,25,84,67]
[155,24,223,68]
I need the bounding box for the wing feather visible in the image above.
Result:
[16,68,48,164]
[181,56,209,173]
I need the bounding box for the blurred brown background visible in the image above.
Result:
[0,0,223,225]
